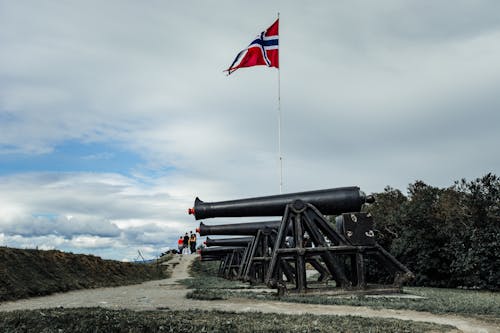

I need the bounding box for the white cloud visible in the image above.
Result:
[0,172,201,259]
[0,1,499,259]
[69,235,117,249]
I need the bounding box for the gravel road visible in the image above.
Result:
[0,254,498,333]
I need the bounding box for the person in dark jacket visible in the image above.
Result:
[183,233,189,254]
[189,232,197,254]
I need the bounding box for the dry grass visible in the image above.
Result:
[0,308,454,333]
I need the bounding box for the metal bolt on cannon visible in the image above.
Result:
[188,186,414,295]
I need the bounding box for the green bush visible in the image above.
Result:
[368,173,499,290]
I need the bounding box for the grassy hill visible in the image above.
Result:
[0,247,167,302]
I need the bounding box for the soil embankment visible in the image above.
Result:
[0,247,166,302]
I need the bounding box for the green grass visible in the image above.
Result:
[270,287,500,317]
[186,261,500,319]
[0,307,454,333]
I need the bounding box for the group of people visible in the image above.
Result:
[177,231,197,254]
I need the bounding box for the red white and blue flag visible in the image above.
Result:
[225,18,279,75]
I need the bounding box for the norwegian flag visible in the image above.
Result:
[226,18,279,75]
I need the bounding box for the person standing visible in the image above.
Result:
[177,236,184,254]
[183,233,189,254]
[189,232,197,254]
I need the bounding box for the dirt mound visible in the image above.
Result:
[0,247,167,302]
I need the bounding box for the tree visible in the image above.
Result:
[449,173,500,289]
[367,173,499,290]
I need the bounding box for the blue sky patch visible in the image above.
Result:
[0,140,145,176]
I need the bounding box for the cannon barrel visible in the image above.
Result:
[200,255,224,261]
[199,246,247,257]
[188,186,374,220]
[197,220,281,236]
[205,236,254,247]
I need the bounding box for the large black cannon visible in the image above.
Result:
[189,186,412,294]
[197,220,281,236]
[188,186,374,220]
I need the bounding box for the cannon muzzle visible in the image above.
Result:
[205,236,254,247]
[198,220,281,236]
[188,186,374,220]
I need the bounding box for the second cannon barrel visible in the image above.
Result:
[205,236,254,247]
[197,220,281,236]
[199,246,247,257]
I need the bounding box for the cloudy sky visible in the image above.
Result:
[0,1,498,261]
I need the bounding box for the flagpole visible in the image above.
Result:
[278,67,282,194]
[277,12,282,194]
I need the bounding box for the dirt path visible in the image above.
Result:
[0,254,498,333]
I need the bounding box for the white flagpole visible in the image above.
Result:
[277,12,283,194]
[278,67,282,194]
